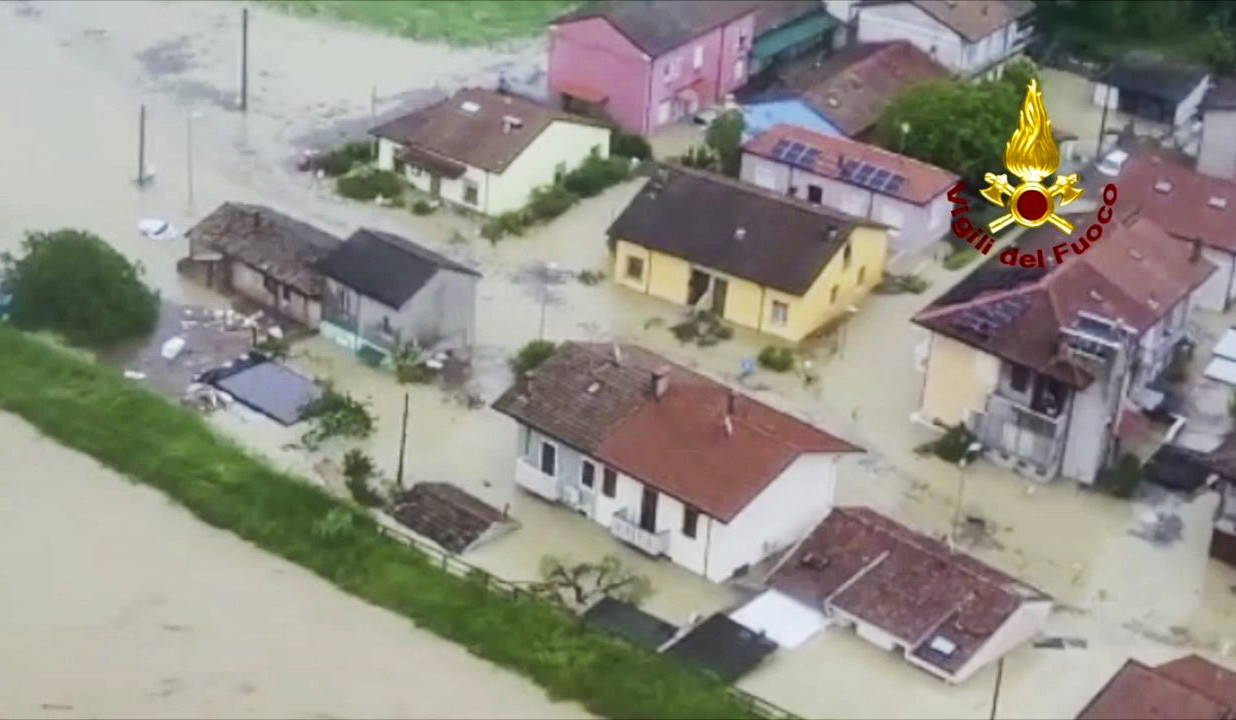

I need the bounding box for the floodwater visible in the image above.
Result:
[3,2,1236,719]
[0,411,586,719]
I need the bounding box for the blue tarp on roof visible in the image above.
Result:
[741,97,842,140]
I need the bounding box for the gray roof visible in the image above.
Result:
[607,165,870,295]
[317,229,479,310]
[1105,58,1209,104]
[1204,76,1236,110]
[554,1,756,57]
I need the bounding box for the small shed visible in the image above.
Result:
[664,614,778,682]
[1094,58,1210,128]
[390,482,512,554]
[582,598,679,650]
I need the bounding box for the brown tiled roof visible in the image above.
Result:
[185,202,342,297]
[875,0,1034,43]
[391,483,506,554]
[371,88,604,174]
[491,342,860,521]
[554,1,755,57]
[608,164,879,295]
[771,507,1046,677]
[1077,657,1236,719]
[744,124,958,205]
[780,41,949,137]
[1111,149,1236,253]
[913,216,1215,388]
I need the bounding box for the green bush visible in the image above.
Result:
[526,184,578,222]
[394,344,434,384]
[1099,452,1144,499]
[705,110,745,177]
[758,346,795,372]
[933,423,978,464]
[336,168,404,201]
[318,141,375,177]
[611,131,652,160]
[301,388,375,447]
[411,199,436,215]
[2,229,159,348]
[481,210,531,242]
[0,326,757,719]
[342,449,384,507]
[562,155,631,198]
[680,144,716,170]
[510,339,557,377]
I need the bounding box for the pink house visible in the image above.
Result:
[548,1,757,135]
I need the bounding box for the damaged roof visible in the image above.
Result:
[491,342,859,521]
[391,483,507,555]
[771,507,1048,678]
[371,88,604,174]
[608,164,877,295]
[913,216,1215,388]
[186,202,342,297]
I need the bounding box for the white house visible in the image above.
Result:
[756,506,1051,683]
[372,88,611,216]
[491,342,861,583]
[741,123,958,259]
[852,0,1034,79]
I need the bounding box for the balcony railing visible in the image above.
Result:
[514,458,560,502]
[610,508,669,557]
[978,395,1067,474]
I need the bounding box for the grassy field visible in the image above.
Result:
[0,325,759,720]
[268,1,578,46]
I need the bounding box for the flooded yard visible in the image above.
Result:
[3,2,1235,718]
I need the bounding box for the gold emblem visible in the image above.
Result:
[980,79,1083,234]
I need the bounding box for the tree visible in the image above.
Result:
[509,339,556,377]
[535,555,652,610]
[1199,18,1236,74]
[705,109,745,177]
[1000,57,1040,94]
[1,229,159,347]
[876,78,1021,185]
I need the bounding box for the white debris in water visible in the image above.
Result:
[160,336,186,360]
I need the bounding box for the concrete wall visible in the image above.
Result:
[1199,107,1236,180]
[229,261,319,329]
[487,120,611,214]
[918,332,1001,427]
[548,17,652,134]
[1192,245,1235,311]
[741,151,952,257]
[707,454,838,582]
[1059,376,1113,485]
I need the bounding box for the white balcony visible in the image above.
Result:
[514,458,560,502]
[610,508,669,557]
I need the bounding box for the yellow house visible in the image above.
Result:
[608,165,889,342]
[373,87,611,216]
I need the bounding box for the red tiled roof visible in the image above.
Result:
[1114,149,1236,253]
[744,123,958,205]
[771,507,1046,677]
[491,342,860,521]
[1077,657,1236,719]
[914,216,1216,388]
[780,40,949,137]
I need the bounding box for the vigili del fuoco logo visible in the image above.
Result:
[946,79,1119,268]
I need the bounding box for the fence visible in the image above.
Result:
[372,520,802,720]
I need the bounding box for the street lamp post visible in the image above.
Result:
[950,441,984,550]
[538,261,558,340]
[838,304,860,360]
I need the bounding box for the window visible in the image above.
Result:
[857,266,866,285]
[664,57,681,82]
[463,179,479,205]
[263,275,278,295]
[738,33,749,50]
[733,58,745,81]
[539,441,557,475]
[554,161,567,182]
[282,284,293,301]
[842,243,852,270]
[625,256,645,281]
[693,45,704,69]
[771,300,789,327]
[830,285,840,304]
[1010,365,1031,393]
[381,316,392,334]
[581,460,595,488]
[683,506,699,538]
[807,185,823,204]
[602,467,617,497]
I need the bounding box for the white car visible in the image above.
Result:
[138,218,179,241]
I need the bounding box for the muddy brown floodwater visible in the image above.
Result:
[0,411,586,720]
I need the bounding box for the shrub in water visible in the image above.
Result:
[411,199,436,215]
[510,339,557,377]
[563,155,631,198]
[1099,453,1143,499]
[933,423,977,464]
[343,449,384,508]
[611,131,652,160]
[318,141,375,177]
[758,346,795,372]
[527,185,578,222]
[336,168,404,202]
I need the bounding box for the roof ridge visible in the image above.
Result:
[914,281,1040,323]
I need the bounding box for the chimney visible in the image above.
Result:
[1192,237,1203,263]
[522,369,536,396]
[734,226,747,241]
[825,224,839,242]
[651,366,670,399]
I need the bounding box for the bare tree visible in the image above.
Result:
[535,555,652,610]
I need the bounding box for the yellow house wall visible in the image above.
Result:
[614,224,889,341]
[919,331,1001,427]
[487,120,611,215]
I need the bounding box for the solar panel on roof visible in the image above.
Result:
[854,164,876,184]
[771,139,791,158]
[872,169,891,185]
[783,142,809,164]
[885,176,906,194]
[801,149,821,166]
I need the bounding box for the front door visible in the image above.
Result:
[711,277,729,317]
[429,173,442,198]
[575,459,597,517]
[688,269,711,306]
[639,486,658,532]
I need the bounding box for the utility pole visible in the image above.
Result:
[989,657,1005,720]
[137,104,147,186]
[395,392,410,490]
[950,442,984,550]
[1096,70,1112,159]
[240,7,249,112]
[370,85,379,155]
[538,261,558,340]
[186,112,196,208]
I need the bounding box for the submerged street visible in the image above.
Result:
[1,2,1234,718]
